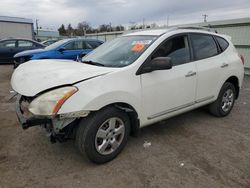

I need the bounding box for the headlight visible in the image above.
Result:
[28,86,78,116]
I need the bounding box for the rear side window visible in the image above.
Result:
[215,36,229,52]
[86,41,103,49]
[82,41,93,49]
[190,34,218,60]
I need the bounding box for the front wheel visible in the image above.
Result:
[209,82,236,117]
[75,107,130,164]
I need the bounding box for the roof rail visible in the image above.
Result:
[177,25,218,33]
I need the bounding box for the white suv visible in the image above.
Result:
[11,27,244,163]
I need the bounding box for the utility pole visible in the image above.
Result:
[202,14,208,22]
[166,15,169,27]
[109,22,112,32]
[142,18,145,29]
[35,19,39,37]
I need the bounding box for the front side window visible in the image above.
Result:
[0,40,16,48]
[82,36,156,67]
[45,39,69,50]
[190,34,218,60]
[18,40,33,47]
[152,35,190,66]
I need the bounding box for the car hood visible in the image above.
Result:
[14,48,46,57]
[11,59,116,96]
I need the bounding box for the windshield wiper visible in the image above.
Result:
[82,60,105,66]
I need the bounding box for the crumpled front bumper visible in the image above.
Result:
[15,95,51,129]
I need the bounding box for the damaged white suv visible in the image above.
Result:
[11,27,244,163]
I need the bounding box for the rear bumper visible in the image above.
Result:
[16,95,51,129]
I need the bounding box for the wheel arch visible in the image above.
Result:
[225,76,240,99]
[98,102,140,137]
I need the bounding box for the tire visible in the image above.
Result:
[75,106,130,164]
[209,82,236,117]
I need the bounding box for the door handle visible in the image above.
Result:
[185,71,196,77]
[221,63,229,68]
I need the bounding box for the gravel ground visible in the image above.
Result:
[0,65,250,188]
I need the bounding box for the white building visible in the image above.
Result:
[35,28,60,41]
[0,16,34,39]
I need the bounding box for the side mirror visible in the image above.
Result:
[140,57,172,74]
[58,47,65,52]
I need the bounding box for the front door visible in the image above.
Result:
[59,40,91,60]
[141,35,197,121]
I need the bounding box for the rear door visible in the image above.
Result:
[0,40,17,63]
[190,33,224,103]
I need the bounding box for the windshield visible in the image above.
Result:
[82,35,156,67]
[45,39,70,50]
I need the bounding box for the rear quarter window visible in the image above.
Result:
[215,36,229,52]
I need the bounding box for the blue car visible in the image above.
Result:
[13,38,103,68]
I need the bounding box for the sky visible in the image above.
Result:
[1,0,250,29]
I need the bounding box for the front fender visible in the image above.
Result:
[57,71,142,119]
[58,90,142,118]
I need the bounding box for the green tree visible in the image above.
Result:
[99,24,110,32]
[115,25,125,31]
[75,21,91,36]
[66,24,74,36]
[58,24,66,36]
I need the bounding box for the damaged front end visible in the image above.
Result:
[16,95,83,143]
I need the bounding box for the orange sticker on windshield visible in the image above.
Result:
[131,43,145,52]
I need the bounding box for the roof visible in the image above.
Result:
[0,16,33,24]
[123,26,218,37]
[123,29,170,36]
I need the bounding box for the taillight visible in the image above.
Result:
[239,54,244,64]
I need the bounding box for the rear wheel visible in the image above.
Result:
[75,107,130,164]
[209,82,236,117]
